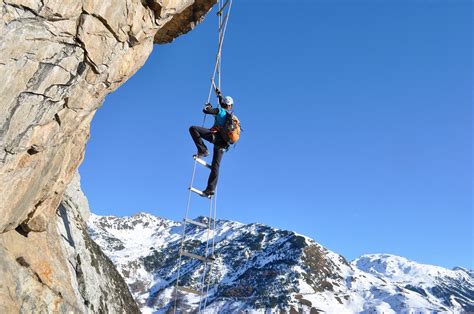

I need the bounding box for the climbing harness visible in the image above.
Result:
[173,0,233,312]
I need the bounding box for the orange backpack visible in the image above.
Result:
[221,113,241,145]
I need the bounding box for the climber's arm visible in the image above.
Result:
[203,103,219,115]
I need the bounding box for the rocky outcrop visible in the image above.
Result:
[0,172,140,313]
[0,0,216,311]
[0,0,216,235]
[58,172,140,313]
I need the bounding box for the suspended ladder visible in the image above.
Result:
[173,0,234,312]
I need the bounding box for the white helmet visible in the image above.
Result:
[222,96,234,107]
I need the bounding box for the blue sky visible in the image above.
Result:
[80,1,473,269]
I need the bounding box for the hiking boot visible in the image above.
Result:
[196,150,209,158]
[203,188,215,196]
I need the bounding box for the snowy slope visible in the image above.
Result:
[352,254,473,313]
[88,213,474,313]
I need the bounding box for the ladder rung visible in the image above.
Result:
[189,187,211,198]
[184,218,209,228]
[176,285,203,296]
[180,250,215,262]
[193,155,212,169]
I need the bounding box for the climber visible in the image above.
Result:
[189,88,234,197]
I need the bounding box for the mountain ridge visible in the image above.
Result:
[88,211,474,313]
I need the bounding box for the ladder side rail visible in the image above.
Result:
[203,188,218,309]
[174,160,199,312]
[198,195,216,311]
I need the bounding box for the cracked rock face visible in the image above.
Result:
[57,172,140,313]
[0,0,215,235]
[1,172,141,313]
[0,0,215,311]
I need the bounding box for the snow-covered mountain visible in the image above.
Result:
[88,212,473,313]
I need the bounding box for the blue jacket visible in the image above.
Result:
[214,107,229,127]
[203,105,230,127]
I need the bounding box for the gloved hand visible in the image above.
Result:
[214,87,222,97]
[203,103,212,113]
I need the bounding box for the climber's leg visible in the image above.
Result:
[189,126,213,155]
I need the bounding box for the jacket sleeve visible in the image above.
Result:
[203,105,220,115]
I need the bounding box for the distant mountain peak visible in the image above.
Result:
[352,253,471,285]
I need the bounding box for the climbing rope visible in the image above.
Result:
[208,0,233,102]
[199,0,234,310]
[203,0,233,126]
[173,1,234,312]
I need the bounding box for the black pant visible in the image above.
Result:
[189,126,227,191]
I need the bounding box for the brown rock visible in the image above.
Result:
[0,0,217,234]
[0,0,217,311]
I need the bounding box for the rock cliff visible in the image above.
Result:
[0,171,141,313]
[0,0,215,312]
[58,172,140,313]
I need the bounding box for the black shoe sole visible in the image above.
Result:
[196,151,209,158]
